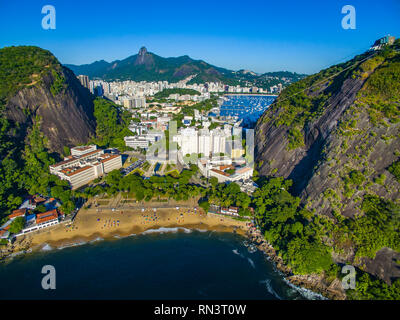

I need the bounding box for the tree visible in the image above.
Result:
[9,217,25,234]
[35,204,47,213]
[199,200,210,212]
[105,169,123,187]
[209,177,219,187]
[63,146,70,157]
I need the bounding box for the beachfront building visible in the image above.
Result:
[0,203,62,238]
[21,209,60,235]
[208,204,240,217]
[50,146,123,189]
[8,208,27,220]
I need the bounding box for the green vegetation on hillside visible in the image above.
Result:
[261,49,391,150]
[0,46,61,105]
[252,177,335,275]
[252,176,400,299]
[389,160,400,182]
[0,114,77,221]
[347,271,400,300]
[91,97,132,150]
[154,88,200,99]
[355,51,400,127]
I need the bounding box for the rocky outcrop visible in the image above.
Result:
[254,47,400,285]
[4,66,96,153]
[246,223,347,299]
[255,51,400,218]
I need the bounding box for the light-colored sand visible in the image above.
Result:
[15,205,248,251]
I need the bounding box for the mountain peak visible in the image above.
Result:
[135,46,151,66]
[138,46,147,56]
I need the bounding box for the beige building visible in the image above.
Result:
[50,147,123,189]
[71,145,98,157]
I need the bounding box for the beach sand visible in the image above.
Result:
[13,203,248,252]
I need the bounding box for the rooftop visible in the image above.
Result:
[61,165,93,177]
[9,208,26,219]
[36,210,58,224]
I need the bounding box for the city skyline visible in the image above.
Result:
[0,0,399,74]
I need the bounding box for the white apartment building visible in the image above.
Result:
[50,147,122,189]
[174,128,198,156]
[198,129,212,157]
[211,129,226,155]
[173,127,236,158]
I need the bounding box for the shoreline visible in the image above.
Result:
[2,204,248,259]
[1,200,345,300]
[245,225,347,300]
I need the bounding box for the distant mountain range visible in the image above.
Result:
[65,47,306,87]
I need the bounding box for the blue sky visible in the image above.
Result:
[0,0,399,74]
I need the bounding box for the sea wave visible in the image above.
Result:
[141,227,192,235]
[260,279,282,300]
[90,237,104,243]
[41,244,53,251]
[259,246,327,300]
[57,241,87,250]
[231,249,255,269]
[247,257,255,269]
[195,228,208,233]
[283,278,327,300]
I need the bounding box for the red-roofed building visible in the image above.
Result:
[0,228,9,239]
[8,208,27,220]
[36,209,59,227]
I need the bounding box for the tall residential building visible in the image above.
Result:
[173,128,198,156]
[77,75,90,89]
[211,129,226,155]
[198,129,212,157]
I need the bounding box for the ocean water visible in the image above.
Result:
[0,230,323,300]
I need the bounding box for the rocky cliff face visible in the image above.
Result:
[255,49,400,218]
[1,47,96,154]
[255,46,400,283]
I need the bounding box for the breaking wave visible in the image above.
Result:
[141,227,192,235]
[41,244,53,251]
[283,278,327,300]
[260,279,282,300]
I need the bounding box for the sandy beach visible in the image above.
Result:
[11,197,249,253]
